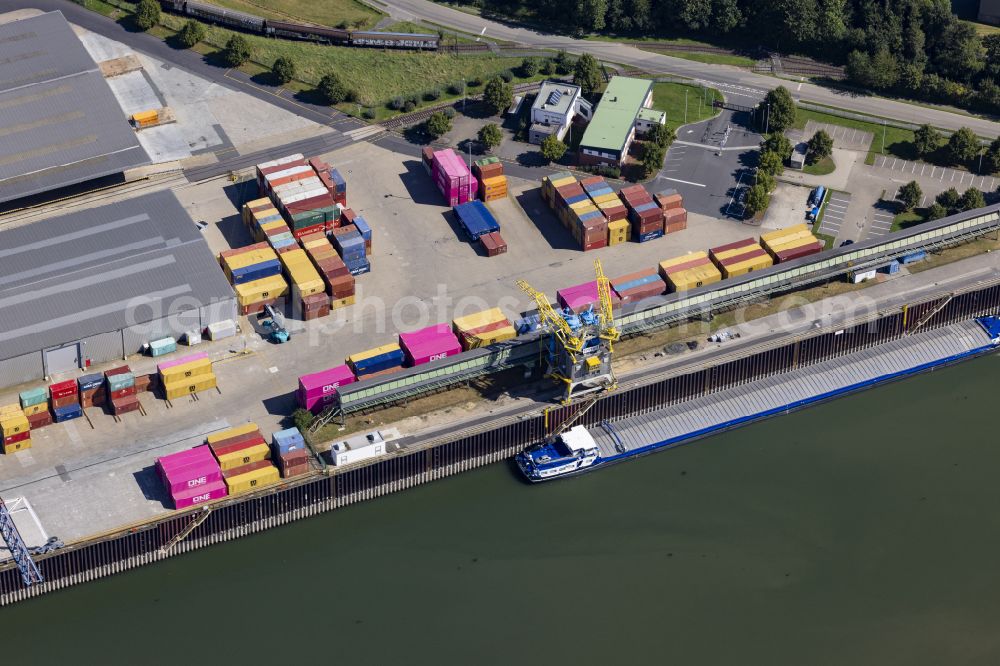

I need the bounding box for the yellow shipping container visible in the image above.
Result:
[608,219,629,246]
[301,237,329,250]
[259,220,286,233]
[1,413,30,436]
[216,443,271,471]
[242,198,271,225]
[0,403,22,415]
[207,422,260,445]
[291,280,325,300]
[163,369,216,392]
[165,375,218,401]
[22,403,47,417]
[347,343,401,365]
[331,295,356,310]
[720,255,773,279]
[235,275,288,307]
[763,230,813,252]
[592,193,619,204]
[160,358,214,383]
[482,175,507,189]
[666,264,723,292]
[462,325,517,350]
[131,109,158,126]
[224,463,280,495]
[760,223,810,243]
[714,242,767,262]
[452,307,508,333]
[2,438,31,454]
[659,251,711,272]
[767,233,819,253]
[223,248,278,275]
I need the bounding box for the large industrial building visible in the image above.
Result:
[0,11,149,206]
[578,76,663,167]
[0,191,237,389]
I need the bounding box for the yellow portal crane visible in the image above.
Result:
[593,259,620,347]
[516,279,583,355]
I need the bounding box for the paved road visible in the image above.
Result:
[378,0,1000,137]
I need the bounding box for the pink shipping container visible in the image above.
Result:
[156,352,209,372]
[399,324,462,366]
[557,281,621,314]
[298,364,356,413]
[157,445,223,495]
[172,479,229,509]
[432,149,473,206]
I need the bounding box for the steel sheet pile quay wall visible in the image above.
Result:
[654,188,688,234]
[709,238,774,279]
[453,308,517,350]
[431,149,474,206]
[399,324,463,366]
[760,224,824,263]
[658,251,723,292]
[157,445,227,509]
[7,281,1000,605]
[158,353,217,401]
[620,184,665,243]
[299,365,356,414]
[473,157,508,202]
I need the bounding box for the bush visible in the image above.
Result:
[447,82,464,95]
[223,34,252,68]
[406,93,420,107]
[960,187,986,211]
[291,409,314,432]
[468,77,483,87]
[362,108,376,120]
[483,77,513,116]
[177,20,205,49]
[424,88,441,102]
[519,57,540,78]
[317,72,350,105]
[478,123,503,151]
[936,187,960,212]
[745,183,771,217]
[388,96,405,110]
[134,0,160,31]
[807,129,834,162]
[271,57,296,85]
[540,135,567,163]
[425,111,452,138]
[926,203,947,220]
[542,58,557,75]
[555,50,572,75]
[403,100,416,113]
[443,107,457,119]
[499,69,514,83]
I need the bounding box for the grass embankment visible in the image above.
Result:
[652,82,723,134]
[640,47,755,67]
[891,209,927,232]
[803,155,835,175]
[200,0,381,29]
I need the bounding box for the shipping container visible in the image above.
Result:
[556,281,620,314]
[454,201,500,241]
[49,379,77,400]
[53,403,83,422]
[164,375,218,401]
[399,324,462,366]
[76,374,104,393]
[223,460,280,495]
[159,358,213,383]
[214,441,271,471]
[480,231,507,257]
[610,268,667,305]
[27,411,52,430]
[347,344,405,376]
[206,423,260,445]
[452,308,510,335]
[330,431,387,466]
[171,479,228,509]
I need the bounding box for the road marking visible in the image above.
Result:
[662,176,706,187]
[797,82,802,91]
[891,159,898,169]
[920,164,925,175]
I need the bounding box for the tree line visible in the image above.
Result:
[457,0,998,114]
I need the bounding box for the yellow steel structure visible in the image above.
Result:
[516,279,583,356]
[593,259,620,347]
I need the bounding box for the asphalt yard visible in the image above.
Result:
[872,155,998,193]
[818,191,851,238]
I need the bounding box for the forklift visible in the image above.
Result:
[258,304,290,344]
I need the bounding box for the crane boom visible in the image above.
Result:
[593,259,620,344]
[516,279,582,353]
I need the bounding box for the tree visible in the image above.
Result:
[554,50,572,75]
[573,53,603,95]
[897,181,922,212]
[745,183,770,217]
[761,132,792,158]
[519,57,540,78]
[960,187,986,211]
[540,135,567,163]
[483,77,513,116]
[134,0,160,31]
[425,111,452,138]
[641,143,665,178]
[177,19,206,49]
[760,86,796,133]
[272,57,296,85]
[985,138,1000,174]
[756,170,776,194]
[936,187,960,212]
[317,72,350,105]
[947,127,980,165]
[291,409,314,433]
[478,123,503,151]
[913,124,942,158]
[758,150,783,177]
[807,129,834,162]
[646,123,674,149]
[926,203,947,221]
[223,34,252,68]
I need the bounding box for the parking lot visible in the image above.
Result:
[818,191,851,238]
[872,155,998,194]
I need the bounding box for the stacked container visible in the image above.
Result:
[480,231,508,257]
[221,243,289,315]
[658,251,723,292]
[157,445,228,509]
[454,201,501,242]
[76,374,105,410]
[620,184,664,242]
[760,224,824,263]
[353,216,373,256]
[399,324,463,367]
[331,225,370,276]
[105,366,140,416]
[431,149,474,206]
[309,157,348,208]
[243,198,292,249]
[20,387,53,430]
[610,268,667,306]
[300,232,356,309]
[257,154,339,237]
[158,353,218,401]
[582,177,628,225]
[421,147,435,175]
[452,308,516,350]
[0,404,30,454]
[278,248,326,317]
[347,344,405,379]
[271,427,310,478]
[207,423,270,471]
[298,365,356,414]
[556,281,621,314]
[541,172,576,207]
[654,189,687,234]
[223,459,281,496]
[473,157,507,202]
[709,238,774,278]
[49,379,82,422]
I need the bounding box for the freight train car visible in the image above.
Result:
[349,30,438,49]
[265,20,350,45]
[184,0,265,32]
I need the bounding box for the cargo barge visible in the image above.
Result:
[4,283,1000,605]
[516,317,1000,482]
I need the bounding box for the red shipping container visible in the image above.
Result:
[302,293,329,309]
[279,461,310,479]
[210,432,266,459]
[27,411,52,430]
[105,365,131,378]
[3,431,30,446]
[665,221,687,234]
[135,373,154,393]
[582,238,608,252]
[480,231,507,257]
[461,319,509,340]
[112,395,141,416]
[285,192,335,215]
[51,394,79,409]
[264,224,292,237]
[775,241,823,263]
[222,459,274,480]
[219,242,269,264]
[240,298,278,316]
[361,365,405,381]
[80,388,106,408]
[710,237,757,256]
[49,380,77,400]
[292,224,326,239]
[110,385,138,400]
[664,208,688,225]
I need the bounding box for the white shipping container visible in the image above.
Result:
[207,320,237,340]
[331,431,387,466]
[272,177,324,197]
[257,153,304,172]
[264,164,313,185]
[280,187,330,207]
[850,269,877,284]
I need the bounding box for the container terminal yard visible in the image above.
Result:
[2,7,1000,607]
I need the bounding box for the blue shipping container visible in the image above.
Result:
[615,273,663,293]
[454,201,500,241]
[353,216,372,241]
[19,387,48,407]
[231,260,282,285]
[347,259,371,276]
[901,250,927,265]
[566,193,590,206]
[633,201,658,213]
[635,229,664,243]
[77,374,104,392]
[329,169,347,194]
[54,403,83,422]
[107,373,135,392]
[351,349,405,376]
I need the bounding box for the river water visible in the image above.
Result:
[9,355,1000,665]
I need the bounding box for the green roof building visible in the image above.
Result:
[578,76,660,166]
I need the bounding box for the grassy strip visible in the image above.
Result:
[639,47,755,68]
[652,82,723,135]
[793,106,916,166]
[891,208,926,232]
[802,155,835,175]
[811,189,840,248]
